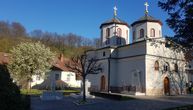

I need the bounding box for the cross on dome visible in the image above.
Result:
[114,6,117,17]
[144,2,149,14]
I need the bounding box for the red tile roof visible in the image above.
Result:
[52,57,71,71]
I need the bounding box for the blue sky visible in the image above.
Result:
[0,0,174,38]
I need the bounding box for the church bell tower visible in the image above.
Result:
[100,6,130,47]
[131,2,163,43]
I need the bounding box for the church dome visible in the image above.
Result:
[100,17,130,29]
[131,14,162,26]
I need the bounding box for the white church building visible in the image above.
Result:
[87,2,190,96]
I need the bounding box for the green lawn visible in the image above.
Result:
[20,89,43,96]
[20,89,80,96]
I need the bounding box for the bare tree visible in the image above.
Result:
[0,21,11,37]
[66,54,101,102]
[93,38,101,48]
[11,22,26,37]
[185,49,193,62]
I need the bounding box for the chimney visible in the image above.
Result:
[59,54,64,63]
[2,53,9,64]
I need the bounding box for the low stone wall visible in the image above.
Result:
[146,88,163,96]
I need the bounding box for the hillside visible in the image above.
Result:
[0,20,97,58]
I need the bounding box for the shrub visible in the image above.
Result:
[0,65,29,110]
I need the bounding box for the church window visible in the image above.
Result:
[116,37,121,45]
[164,62,170,72]
[140,29,144,38]
[150,28,155,37]
[117,28,122,37]
[103,52,106,56]
[106,28,110,38]
[133,31,135,40]
[154,61,159,71]
[174,64,178,72]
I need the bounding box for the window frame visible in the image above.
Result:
[106,28,110,38]
[150,28,155,37]
[174,64,178,72]
[140,29,144,38]
[117,28,122,37]
[154,61,159,71]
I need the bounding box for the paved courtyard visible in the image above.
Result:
[31,95,193,110]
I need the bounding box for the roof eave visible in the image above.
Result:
[100,22,130,29]
[131,20,163,27]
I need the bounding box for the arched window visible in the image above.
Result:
[155,61,159,71]
[140,29,144,38]
[150,28,155,37]
[106,28,110,38]
[164,62,170,72]
[117,28,122,37]
[133,31,135,40]
[174,64,178,72]
[103,51,106,56]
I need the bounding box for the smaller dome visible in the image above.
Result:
[100,17,130,29]
[131,14,162,26]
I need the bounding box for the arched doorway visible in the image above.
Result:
[164,77,170,95]
[100,75,106,91]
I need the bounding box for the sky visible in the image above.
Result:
[0,0,174,38]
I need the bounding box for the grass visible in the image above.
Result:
[61,89,80,93]
[20,89,80,96]
[192,88,193,93]
[164,105,193,110]
[20,89,43,96]
[61,89,80,96]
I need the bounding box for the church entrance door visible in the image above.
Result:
[100,75,106,91]
[164,77,170,95]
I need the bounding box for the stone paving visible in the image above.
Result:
[31,95,193,110]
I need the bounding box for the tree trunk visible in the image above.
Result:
[82,76,86,102]
[27,80,31,94]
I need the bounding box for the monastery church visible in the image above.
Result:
[87,2,189,96]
